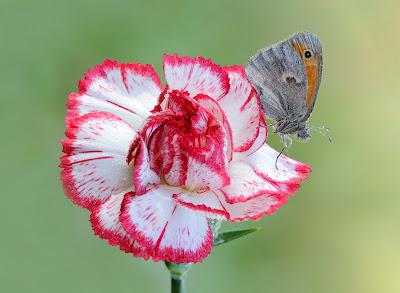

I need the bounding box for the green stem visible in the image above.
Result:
[171,274,185,293]
[165,262,192,293]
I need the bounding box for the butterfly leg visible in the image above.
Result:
[275,135,293,169]
[282,135,293,149]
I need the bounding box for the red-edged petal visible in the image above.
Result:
[60,112,135,210]
[163,54,229,100]
[120,185,213,263]
[221,161,281,204]
[233,118,267,160]
[214,190,287,222]
[195,94,233,161]
[89,193,150,258]
[244,144,311,184]
[68,60,162,130]
[218,66,262,152]
[162,135,230,191]
[276,182,302,195]
[129,137,160,195]
[185,156,230,191]
[173,191,228,220]
[162,131,189,187]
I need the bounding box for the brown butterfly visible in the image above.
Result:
[245,31,328,151]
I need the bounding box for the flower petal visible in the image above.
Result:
[233,118,267,160]
[163,54,229,100]
[120,185,213,263]
[129,137,160,195]
[185,156,230,191]
[162,131,189,187]
[214,190,287,222]
[61,112,135,210]
[67,60,162,130]
[218,66,262,152]
[244,144,312,183]
[89,193,150,258]
[173,191,228,220]
[195,94,233,161]
[221,161,281,204]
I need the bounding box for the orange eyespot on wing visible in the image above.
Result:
[292,42,320,108]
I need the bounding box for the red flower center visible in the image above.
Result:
[130,89,230,192]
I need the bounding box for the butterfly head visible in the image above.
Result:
[297,124,311,142]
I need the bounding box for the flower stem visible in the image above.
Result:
[171,274,185,293]
[165,262,192,293]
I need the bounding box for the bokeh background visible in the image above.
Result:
[1,0,399,292]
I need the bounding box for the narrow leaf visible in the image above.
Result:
[213,227,261,247]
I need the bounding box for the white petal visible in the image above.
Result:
[157,202,213,263]
[214,190,285,222]
[173,191,228,220]
[68,60,162,130]
[131,138,160,195]
[218,66,261,152]
[61,112,135,209]
[120,185,213,263]
[163,54,229,100]
[221,160,280,204]
[90,193,149,256]
[185,156,230,191]
[244,144,311,183]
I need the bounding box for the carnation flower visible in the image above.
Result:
[60,54,311,263]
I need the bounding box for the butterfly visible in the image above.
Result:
[245,31,328,151]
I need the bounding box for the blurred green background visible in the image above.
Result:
[1,0,399,292]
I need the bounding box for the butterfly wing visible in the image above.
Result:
[245,32,323,125]
[245,35,307,124]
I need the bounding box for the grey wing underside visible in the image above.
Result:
[245,40,308,123]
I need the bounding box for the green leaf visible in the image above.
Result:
[213,227,261,247]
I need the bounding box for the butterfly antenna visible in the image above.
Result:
[311,125,332,142]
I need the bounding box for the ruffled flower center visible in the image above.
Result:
[130,89,231,193]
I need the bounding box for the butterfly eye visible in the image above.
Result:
[304,50,313,58]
